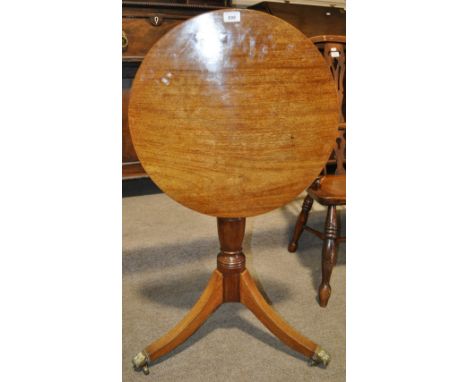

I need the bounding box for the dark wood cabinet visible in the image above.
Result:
[248,2,345,37]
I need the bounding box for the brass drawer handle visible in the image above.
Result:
[149,15,163,26]
[122,30,128,51]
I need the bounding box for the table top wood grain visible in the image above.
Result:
[129,9,339,217]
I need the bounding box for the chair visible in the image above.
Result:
[288,35,346,308]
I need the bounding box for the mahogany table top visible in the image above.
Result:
[129,9,339,217]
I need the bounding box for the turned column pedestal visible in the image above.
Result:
[132,218,330,374]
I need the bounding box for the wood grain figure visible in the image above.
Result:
[129,9,339,217]
[129,10,339,374]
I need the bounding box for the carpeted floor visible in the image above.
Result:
[123,192,346,382]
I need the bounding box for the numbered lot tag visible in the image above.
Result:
[224,11,241,23]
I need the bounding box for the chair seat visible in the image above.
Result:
[307,175,346,206]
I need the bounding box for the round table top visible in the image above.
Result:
[129,9,339,217]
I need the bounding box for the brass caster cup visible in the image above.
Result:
[308,347,331,368]
[132,351,150,375]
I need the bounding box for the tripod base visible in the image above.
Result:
[132,218,330,374]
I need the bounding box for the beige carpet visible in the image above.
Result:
[123,192,345,382]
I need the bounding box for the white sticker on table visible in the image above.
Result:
[224,11,241,23]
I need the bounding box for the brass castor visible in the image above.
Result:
[308,347,331,368]
[132,351,150,375]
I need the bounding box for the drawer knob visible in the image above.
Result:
[122,30,128,51]
[149,15,163,26]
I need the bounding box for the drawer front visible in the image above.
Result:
[122,16,184,58]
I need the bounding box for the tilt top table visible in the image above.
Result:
[129,9,339,374]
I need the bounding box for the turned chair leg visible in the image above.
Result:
[318,205,338,307]
[288,195,313,252]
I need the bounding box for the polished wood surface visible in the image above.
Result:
[309,175,346,206]
[123,2,346,180]
[129,9,339,217]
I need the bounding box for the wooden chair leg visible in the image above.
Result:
[319,205,338,307]
[288,195,313,252]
